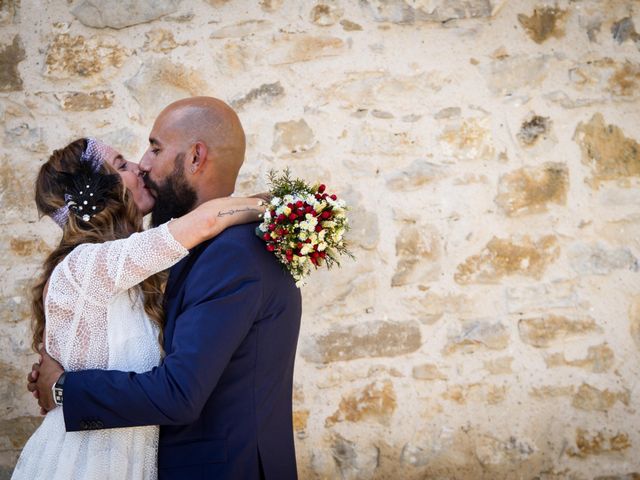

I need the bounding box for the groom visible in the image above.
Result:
[28,97,302,479]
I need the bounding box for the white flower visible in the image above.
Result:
[264,210,272,220]
[299,232,308,241]
[300,244,313,255]
[283,195,294,204]
[318,242,327,251]
[318,229,327,241]
[258,223,268,232]
[271,197,282,206]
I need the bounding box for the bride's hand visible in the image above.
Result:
[250,192,272,204]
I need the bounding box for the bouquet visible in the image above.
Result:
[257,169,352,287]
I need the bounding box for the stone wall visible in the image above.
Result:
[1,0,639,478]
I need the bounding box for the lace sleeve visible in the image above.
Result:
[44,222,188,370]
[68,222,188,302]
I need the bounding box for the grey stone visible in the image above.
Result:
[444,320,509,355]
[568,243,639,276]
[361,0,500,24]
[230,82,284,110]
[386,159,445,191]
[611,17,640,45]
[72,0,180,29]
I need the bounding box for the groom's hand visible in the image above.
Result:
[27,347,63,413]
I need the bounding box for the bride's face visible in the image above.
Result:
[102,146,155,216]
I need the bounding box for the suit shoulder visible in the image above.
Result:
[198,223,262,258]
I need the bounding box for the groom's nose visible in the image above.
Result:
[139,151,151,173]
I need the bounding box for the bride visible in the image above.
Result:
[12,137,264,479]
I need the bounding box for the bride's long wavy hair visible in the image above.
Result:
[31,138,166,353]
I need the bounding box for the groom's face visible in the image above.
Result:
[140,119,198,227]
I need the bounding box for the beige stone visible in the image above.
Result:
[545,343,614,373]
[483,356,513,375]
[210,20,273,39]
[572,383,629,411]
[325,380,397,426]
[517,7,568,44]
[529,385,575,399]
[442,383,507,405]
[0,0,19,25]
[455,235,560,284]
[567,428,631,457]
[125,59,207,122]
[272,119,316,154]
[485,54,550,96]
[518,315,599,348]
[301,320,421,363]
[310,4,343,26]
[259,0,283,11]
[323,71,449,111]
[439,116,495,162]
[0,416,43,452]
[44,34,128,79]
[574,113,640,188]
[340,19,362,31]
[391,224,440,287]
[293,409,310,432]
[630,296,640,350]
[412,363,447,381]
[495,162,568,216]
[143,29,185,53]
[54,90,114,112]
[0,36,25,92]
[72,0,179,29]
[267,34,344,65]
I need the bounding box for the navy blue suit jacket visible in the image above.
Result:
[62,223,302,479]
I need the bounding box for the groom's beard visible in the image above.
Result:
[145,153,198,227]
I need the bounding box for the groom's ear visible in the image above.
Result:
[189,142,208,174]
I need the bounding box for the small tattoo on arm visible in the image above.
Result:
[217,207,261,217]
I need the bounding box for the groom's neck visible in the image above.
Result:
[192,184,234,209]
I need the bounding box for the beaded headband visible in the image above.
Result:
[50,138,117,228]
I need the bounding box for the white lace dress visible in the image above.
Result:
[12,222,189,480]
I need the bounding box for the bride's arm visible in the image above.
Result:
[167,196,264,250]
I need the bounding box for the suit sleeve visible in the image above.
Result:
[62,236,263,430]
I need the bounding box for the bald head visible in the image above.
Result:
[150,96,246,202]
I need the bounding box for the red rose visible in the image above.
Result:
[318,184,326,193]
[330,194,337,200]
[321,211,331,219]
[289,213,297,221]
[266,244,275,252]
[268,224,276,231]
[315,225,323,232]
[262,233,271,241]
